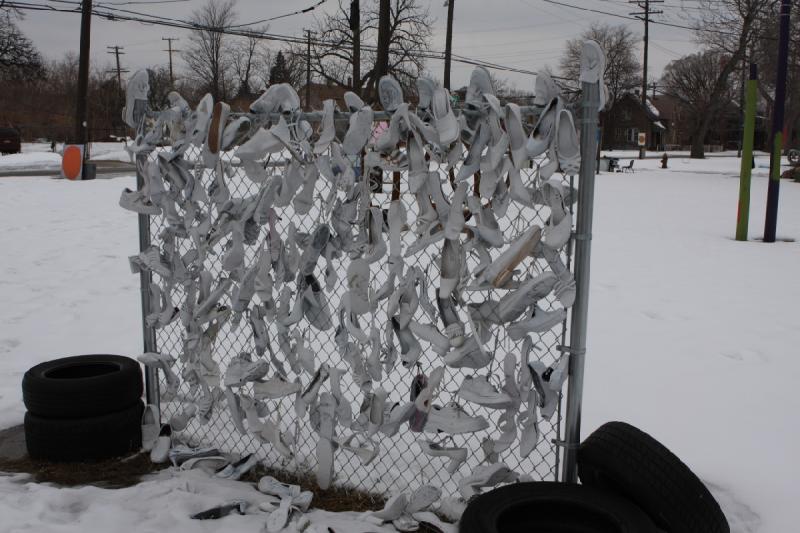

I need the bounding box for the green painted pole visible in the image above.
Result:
[736,64,758,241]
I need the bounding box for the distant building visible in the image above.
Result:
[602,92,666,151]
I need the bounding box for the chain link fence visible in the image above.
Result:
[136,104,583,500]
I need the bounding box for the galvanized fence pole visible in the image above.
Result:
[561,78,600,483]
[136,153,160,417]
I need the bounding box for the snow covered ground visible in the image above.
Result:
[0,142,132,171]
[0,158,798,532]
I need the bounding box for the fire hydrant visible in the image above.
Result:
[661,153,668,169]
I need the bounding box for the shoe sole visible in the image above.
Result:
[207,102,224,154]
[493,226,542,288]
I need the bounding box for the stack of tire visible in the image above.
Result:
[22,354,144,462]
[461,421,730,533]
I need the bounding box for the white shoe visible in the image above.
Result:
[123,69,149,129]
[507,305,567,340]
[432,87,459,145]
[505,103,529,169]
[424,402,489,435]
[439,238,462,298]
[379,401,415,437]
[469,272,557,325]
[224,355,269,387]
[519,389,540,458]
[554,107,580,175]
[343,105,374,155]
[444,181,467,240]
[418,439,468,474]
[338,433,380,465]
[215,453,259,480]
[258,475,302,499]
[119,189,161,215]
[443,336,492,369]
[480,225,542,288]
[393,317,422,368]
[149,424,172,463]
[379,75,404,112]
[457,462,519,500]
[373,493,409,522]
[406,485,442,514]
[141,404,160,452]
[580,39,606,84]
[457,375,513,409]
[528,355,570,420]
[314,99,337,154]
[409,321,450,355]
[253,375,301,400]
[315,392,336,490]
[526,96,558,158]
[534,70,560,106]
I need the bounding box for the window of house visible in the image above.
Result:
[625,128,638,143]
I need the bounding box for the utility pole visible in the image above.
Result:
[350,0,360,96]
[75,0,93,149]
[764,0,792,243]
[106,46,129,137]
[305,30,313,108]
[106,46,127,102]
[376,0,391,82]
[630,0,663,159]
[444,0,455,90]
[162,37,179,87]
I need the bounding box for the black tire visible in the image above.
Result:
[22,354,143,419]
[578,421,729,533]
[25,401,144,462]
[460,481,659,533]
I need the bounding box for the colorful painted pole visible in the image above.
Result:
[736,64,758,241]
[763,0,792,242]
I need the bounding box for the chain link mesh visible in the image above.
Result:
[140,113,576,499]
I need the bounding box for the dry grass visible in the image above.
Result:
[0,452,169,488]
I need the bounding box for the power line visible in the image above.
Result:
[10,0,562,80]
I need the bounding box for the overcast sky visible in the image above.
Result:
[17,0,703,91]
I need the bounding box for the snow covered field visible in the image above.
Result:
[0,142,132,170]
[0,159,798,532]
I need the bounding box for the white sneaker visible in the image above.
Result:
[406,484,442,514]
[528,355,570,420]
[457,375,513,409]
[258,475,302,499]
[224,355,269,387]
[457,462,519,500]
[149,424,172,463]
[507,305,567,340]
[418,439,468,474]
[215,453,259,480]
[469,272,557,325]
[443,336,492,369]
[379,401,415,437]
[253,375,301,400]
[141,404,160,452]
[424,402,489,435]
[439,238,462,298]
[119,188,161,215]
[409,321,450,355]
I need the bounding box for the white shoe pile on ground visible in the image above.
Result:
[120,58,589,523]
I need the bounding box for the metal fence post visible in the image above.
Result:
[136,153,160,418]
[562,78,600,483]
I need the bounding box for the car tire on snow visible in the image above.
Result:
[459,481,659,533]
[22,354,142,419]
[578,421,729,533]
[25,400,144,462]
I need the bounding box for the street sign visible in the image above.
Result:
[638,132,647,147]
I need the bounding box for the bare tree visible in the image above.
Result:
[301,0,432,100]
[560,23,640,112]
[684,0,775,157]
[661,50,737,148]
[0,13,44,80]
[231,28,270,98]
[183,0,238,101]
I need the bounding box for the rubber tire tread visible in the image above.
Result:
[25,401,144,462]
[459,481,659,533]
[578,421,729,533]
[22,354,143,419]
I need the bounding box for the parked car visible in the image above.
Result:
[0,127,21,155]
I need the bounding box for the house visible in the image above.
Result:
[602,92,666,151]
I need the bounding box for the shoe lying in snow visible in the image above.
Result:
[168,444,219,467]
[141,404,159,452]
[149,423,172,463]
[215,453,259,480]
[190,501,247,520]
[180,456,229,472]
[372,493,409,522]
[258,475,302,499]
